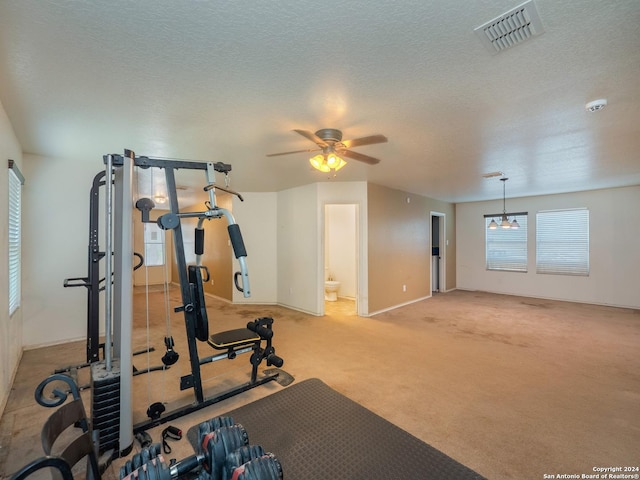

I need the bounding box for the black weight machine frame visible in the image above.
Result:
[59,171,162,386]
[108,153,283,433]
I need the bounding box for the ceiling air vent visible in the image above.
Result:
[474,0,545,54]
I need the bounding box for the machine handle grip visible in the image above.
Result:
[227,224,247,258]
[234,271,244,293]
[228,223,250,297]
[133,252,144,271]
[195,228,204,255]
[63,277,89,288]
[198,265,210,283]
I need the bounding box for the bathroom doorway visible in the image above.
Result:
[430,212,446,293]
[324,204,358,316]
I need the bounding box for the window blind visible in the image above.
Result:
[144,223,166,267]
[485,215,528,272]
[8,162,24,316]
[536,209,589,276]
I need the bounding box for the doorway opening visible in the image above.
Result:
[430,212,445,293]
[323,204,358,316]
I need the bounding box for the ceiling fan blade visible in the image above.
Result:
[340,149,381,165]
[293,129,329,148]
[266,147,321,157]
[340,134,388,149]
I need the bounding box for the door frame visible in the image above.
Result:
[430,212,446,293]
[320,203,360,316]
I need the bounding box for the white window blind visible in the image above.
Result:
[144,223,166,267]
[8,161,24,316]
[536,209,589,276]
[485,215,528,272]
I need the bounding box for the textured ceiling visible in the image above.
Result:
[0,0,639,203]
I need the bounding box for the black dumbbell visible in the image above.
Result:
[227,453,283,480]
[203,424,249,480]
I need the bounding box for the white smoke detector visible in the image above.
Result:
[585,99,607,112]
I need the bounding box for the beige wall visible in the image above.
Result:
[170,193,233,301]
[0,100,23,417]
[456,186,640,308]
[367,183,457,314]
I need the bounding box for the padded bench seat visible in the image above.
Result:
[208,328,260,350]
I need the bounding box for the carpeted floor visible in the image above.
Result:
[1,290,639,480]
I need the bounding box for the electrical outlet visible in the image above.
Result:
[211,279,214,285]
[402,284,407,292]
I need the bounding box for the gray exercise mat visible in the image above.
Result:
[187,378,486,479]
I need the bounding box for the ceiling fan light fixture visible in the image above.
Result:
[310,152,346,173]
[269,128,386,171]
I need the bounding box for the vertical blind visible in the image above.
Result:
[536,209,589,276]
[485,215,528,272]
[8,162,24,316]
[143,223,166,267]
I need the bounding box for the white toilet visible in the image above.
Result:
[324,280,341,301]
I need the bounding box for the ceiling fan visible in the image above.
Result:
[266,128,388,173]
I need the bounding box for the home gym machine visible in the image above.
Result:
[129,152,284,433]
[35,150,285,466]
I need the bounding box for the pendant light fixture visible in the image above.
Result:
[488,177,516,229]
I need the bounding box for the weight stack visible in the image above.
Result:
[91,359,121,454]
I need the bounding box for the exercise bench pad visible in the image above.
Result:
[208,328,260,350]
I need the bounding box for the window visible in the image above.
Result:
[143,223,166,266]
[536,209,589,276]
[8,160,25,316]
[485,215,528,272]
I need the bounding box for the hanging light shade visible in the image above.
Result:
[488,218,498,229]
[500,214,511,229]
[310,154,331,172]
[511,217,520,229]
[310,148,346,173]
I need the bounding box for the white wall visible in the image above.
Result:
[276,183,320,314]
[325,204,357,298]
[232,192,278,304]
[0,100,23,416]
[22,154,101,347]
[456,186,640,309]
